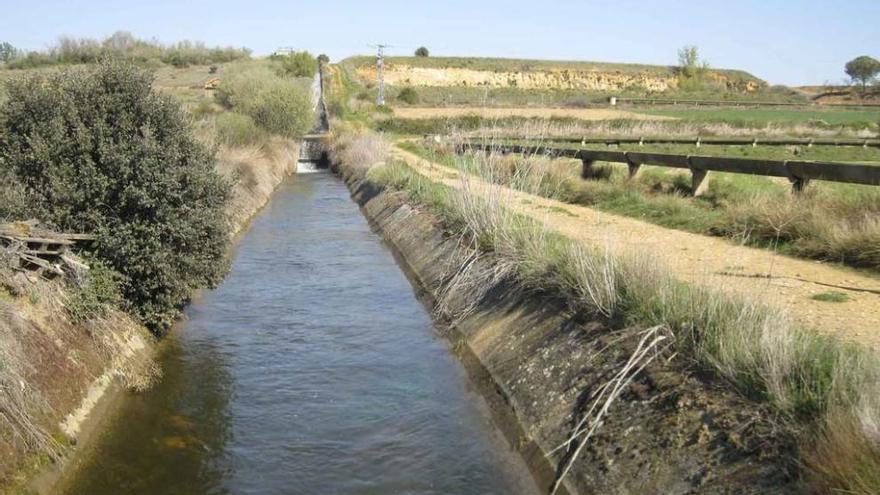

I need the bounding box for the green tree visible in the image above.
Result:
[677,45,709,78]
[317,53,329,64]
[845,56,880,91]
[0,41,19,63]
[414,46,430,57]
[0,61,231,333]
[278,51,318,77]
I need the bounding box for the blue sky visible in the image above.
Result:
[2,0,877,85]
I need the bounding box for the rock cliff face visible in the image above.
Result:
[356,64,762,93]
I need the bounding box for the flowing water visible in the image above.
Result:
[61,173,536,495]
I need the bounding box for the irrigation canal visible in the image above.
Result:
[60,172,536,494]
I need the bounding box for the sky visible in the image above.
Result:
[2,0,878,86]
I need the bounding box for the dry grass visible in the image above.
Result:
[328,120,390,177]
[0,266,158,473]
[719,189,880,270]
[331,125,880,493]
[457,117,878,139]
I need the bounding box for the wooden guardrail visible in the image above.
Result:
[462,135,880,149]
[458,142,880,196]
[610,97,880,109]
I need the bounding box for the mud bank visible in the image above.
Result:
[1,140,299,494]
[337,167,801,494]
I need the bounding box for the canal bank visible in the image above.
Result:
[14,138,301,495]
[332,144,801,494]
[54,172,536,494]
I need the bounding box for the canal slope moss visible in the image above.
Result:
[331,140,805,494]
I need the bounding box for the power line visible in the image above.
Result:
[368,44,391,106]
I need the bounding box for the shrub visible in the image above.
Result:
[213,112,267,146]
[415,46,430,57]
[276,51,318,77]
[0,61,232,333]
[3,32,250,69]
[397,86,419,104]
[215,66,314,138]
[67,259,123,323]
[0,42,19,63]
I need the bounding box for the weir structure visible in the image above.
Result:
[298,63,332,171]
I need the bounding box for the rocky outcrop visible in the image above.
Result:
[356,64,763,93]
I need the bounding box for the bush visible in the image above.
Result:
[276,51,317,77]
[215,66,314,138]
[67,259,123,323]
[415,46,430,57]
[0,61,232,333]
[213,112,267,146]
[397,87,419,104]
[3,32,250,69]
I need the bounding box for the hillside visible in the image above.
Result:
[342,55,766,94]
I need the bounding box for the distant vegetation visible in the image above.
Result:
[215,64,314,138]
[396,86,419,104]
[415,46,430,57]
[273,50,318,77]
[0,61,231,332]
[845,55,880,91]
[676,45,711,91]
[0,31,250,69]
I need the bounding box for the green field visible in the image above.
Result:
[639,107,880,127]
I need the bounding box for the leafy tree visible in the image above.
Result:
[845,56,880,91]
[414,46,430,57]
[278,50,318,77]
[317,53,329,64]
[0,41,19,63]
[0,61,231,333]
[677,45,709,78]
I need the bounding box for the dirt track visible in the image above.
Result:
[392,145,880,350]
[392,107,675,121]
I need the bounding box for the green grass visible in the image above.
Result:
[382,84,809,108]
[811,291,851,303]
[640,107,880,128]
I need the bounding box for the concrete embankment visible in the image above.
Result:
[1,139,299,494]
[335,164,801,494]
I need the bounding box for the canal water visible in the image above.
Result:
[62,173,535,494]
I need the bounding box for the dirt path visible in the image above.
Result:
[392,107,675,121]
[391,145,880,350]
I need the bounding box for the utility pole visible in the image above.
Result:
[370,44,390,106]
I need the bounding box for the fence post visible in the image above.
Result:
[687,157,709,196]
[790,177,810,194]
[581,159,596,179]
[626,158,641,179]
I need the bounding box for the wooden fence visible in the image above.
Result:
[460,135,880,149]
[610,97,880,109]
[458,142,880,196]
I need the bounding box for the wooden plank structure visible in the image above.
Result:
[457,135,880,149]
[458,142,880,196]
[0,221,95,279]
